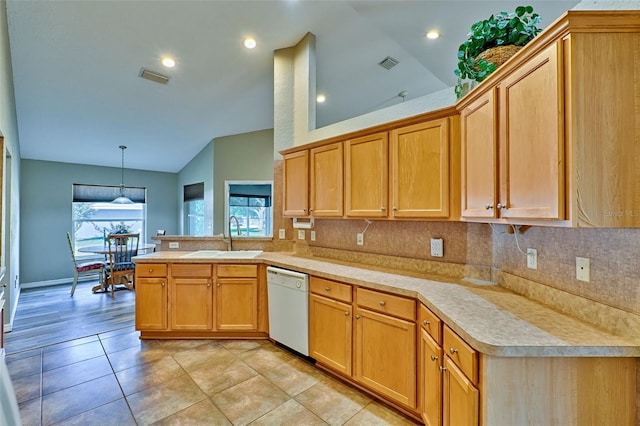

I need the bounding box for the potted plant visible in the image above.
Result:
[454,5,542,98]
[105,222,132,244]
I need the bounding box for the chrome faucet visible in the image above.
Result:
[228,215,241,251]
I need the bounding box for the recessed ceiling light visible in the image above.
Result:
[426,31,440,40]
[243,38,257,49]
[316,94,326,103]
[161,57,176,68]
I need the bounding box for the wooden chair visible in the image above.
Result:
[66,232,105,297]
[105,233,140,297]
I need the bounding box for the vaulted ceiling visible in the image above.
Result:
[6,0,578,172]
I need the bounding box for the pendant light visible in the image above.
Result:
[112,145,134,204]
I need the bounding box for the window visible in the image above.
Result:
[72,184,146,257]
[225,181,272,238]
[184,182,205,236]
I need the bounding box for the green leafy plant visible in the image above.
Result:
[454,5,542,98]
[106,222,132,235]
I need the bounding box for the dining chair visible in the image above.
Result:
[66,232,105,297]
[105,233,140,297]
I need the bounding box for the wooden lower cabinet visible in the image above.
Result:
[443,356,479,426]
[309,293,352,375]
[135,263,168,331]
[171,278,213,330]
[215,277,258,331]
[353,307,416,409]
[419,327,442,426]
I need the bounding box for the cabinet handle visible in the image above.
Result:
[161,282,165,287]
[379,301,386,307]
[309,208,314,212]
[344,311,350,316]
[207,282,211,287]
[355,315,361,320]
[484,204,493,210]
[422,320,430,326]
[380,207,386,211]
[217,283,221,287]
[497,203,508,210]
[450,348,458,355]
[325,287,330,292]
[148,268,154,273]
[392,207,397,211]
[431,355,438,362]
[439,366,447,373]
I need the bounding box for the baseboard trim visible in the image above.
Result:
[21,275,97,289]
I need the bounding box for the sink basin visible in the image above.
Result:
[212,250,263,259]
[180,250,263,259]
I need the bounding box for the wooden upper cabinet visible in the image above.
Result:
[461,90,498,219]
[345,132,389,217]
[499,41,564,220]
[390,118,453,218]
[283,150,309,217]
[310,142,343,217]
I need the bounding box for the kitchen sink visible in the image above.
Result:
[180,250,263,259]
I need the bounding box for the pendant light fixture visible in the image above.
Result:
[112,145,134,204]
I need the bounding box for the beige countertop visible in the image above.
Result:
[133,250,640,358]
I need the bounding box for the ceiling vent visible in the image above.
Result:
[139,68,170,85]
[378,56,399,70]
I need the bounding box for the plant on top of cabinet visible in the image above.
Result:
[454,5,542,98]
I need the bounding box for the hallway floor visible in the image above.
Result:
[6,325,420,425]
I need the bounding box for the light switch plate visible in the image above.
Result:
[310,231,316,241]
[526,248,537,270]
[169,242,179,249]
[278,229,285,239]
[430,238,443,257]
[356,233,364,246]
[297,230,305,240]
[576,257,590,282]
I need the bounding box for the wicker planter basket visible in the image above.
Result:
[475,44,522,68]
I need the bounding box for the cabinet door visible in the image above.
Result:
[309,293,352,375]
[310,142,343,217]
[354,307,416,408]
[215,278,258,331]
[345,132,388,217]
[499,42,565,220]
[135,278,167,330]
[443,357,479,426]
[461,90,498,218]
[419,328,442,426]
[283,150,309,216]
[171,278,213,330]
[390,118,450,218]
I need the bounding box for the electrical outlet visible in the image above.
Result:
[576,257,590,282]
[278,229,285,239]
[430,238,443,257]
[356,233,364,246]
[526,248,537,270]
[310,231,316,241]
[297,230,305,240]
[168,242,179,249]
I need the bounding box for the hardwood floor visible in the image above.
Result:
[5,280,134,354]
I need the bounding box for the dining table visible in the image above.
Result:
[78,243,156,292]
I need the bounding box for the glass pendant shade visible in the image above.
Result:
[112,145,134,204]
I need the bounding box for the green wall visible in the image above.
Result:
[20,159,178,285]
[213,129,274,235]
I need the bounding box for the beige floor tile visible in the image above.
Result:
[18,396,41,426]
[343,401,421,425]
[6,354,42,380]
[41,374,123,425]
[42,355,112,395]
[295,381,372,425]
[106,340,171,372]
[56,398,137,426]
[238,346,293,373]
[42,340,105,371]
[127,374,207,425]
[219,339,262,354]
[116,355,187,396]
[12,372,41,404]
[262,360,319,397]
[190,359,258,396]
[212,375,289,426]
[172,341,234,372]
[151,399,233,425]
[250,399,328,426]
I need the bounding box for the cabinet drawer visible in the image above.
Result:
[443,325,478,384]
[136,263,167,277]
[217,264,258,278]
[356,287,415,321]
[310,276,352,303]
[171,263,212,278]
[418,303,441,343]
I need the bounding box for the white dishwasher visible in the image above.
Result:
[266,266,309,356]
